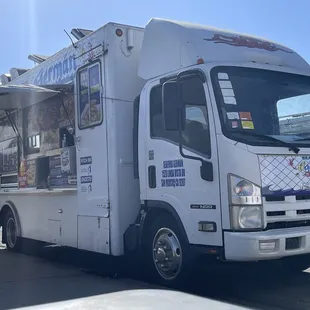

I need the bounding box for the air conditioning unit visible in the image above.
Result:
[71,28,93,40]
[0,74,11,85]
[10,68,29,81]
[28,54,50,65]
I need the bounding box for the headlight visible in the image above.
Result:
[229,175,262,205]
[228,175,263,230]
[235,179,255,196]
[231,206,263,229]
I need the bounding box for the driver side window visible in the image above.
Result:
[150,77,211,158]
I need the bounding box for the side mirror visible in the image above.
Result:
[162,80,185,131]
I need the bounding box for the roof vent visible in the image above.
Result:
[28,54,50,64]
[10,68,29,80]
[71,28,93,40]
[0,74,11,85]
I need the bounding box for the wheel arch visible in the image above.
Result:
[0,201,22,241]
[124,200,190,253]
[144,200,189,244]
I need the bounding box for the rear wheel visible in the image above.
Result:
[3,210,20,252]
[143,214,195,286]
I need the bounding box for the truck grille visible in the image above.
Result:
[266,220,310,230]
[259,155,310,197]
[265,195,310,202]
[266,209,310,217]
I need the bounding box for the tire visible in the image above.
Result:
[142,214,196,287]
[3,209,20,252]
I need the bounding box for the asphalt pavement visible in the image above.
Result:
[0,233,250,310]
[1,232,310,310]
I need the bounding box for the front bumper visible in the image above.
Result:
[224,226,310,261]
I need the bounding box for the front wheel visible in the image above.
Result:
[3,210,21,252]
[152,227,183,281]
[143,214,195,286]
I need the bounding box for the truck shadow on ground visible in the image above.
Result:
[0,243,158,310]
[43,246,310,310]
[2,241,310,310]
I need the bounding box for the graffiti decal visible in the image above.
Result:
[204,34,293,53]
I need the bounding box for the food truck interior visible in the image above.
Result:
[0,85,77,191]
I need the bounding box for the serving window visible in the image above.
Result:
[0,84,77,190]
[23,94,75,155]
[0,111,21,188]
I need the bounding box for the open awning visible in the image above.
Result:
[0,84,66,110]
[41,83,74,92]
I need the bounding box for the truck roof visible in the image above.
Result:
[138,18,310,80]
[2,21,143,86]
[2,18,309,85]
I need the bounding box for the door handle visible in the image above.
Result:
[148,165,156,189]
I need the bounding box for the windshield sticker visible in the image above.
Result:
[219,80,233,89]
[221,88,235,97]
[223,96,237,105]
[227,112,239,120]
[239,112,252,121]
[231,121,239,129]
[218,73,229,80]
[241,120,254,129]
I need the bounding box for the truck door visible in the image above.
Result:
[75,60,110,254]
[144,73,223,247]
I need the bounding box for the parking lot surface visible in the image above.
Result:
[0,235,248,310]
[1,234,310,310]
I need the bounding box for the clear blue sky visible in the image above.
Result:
[0,0,310,74]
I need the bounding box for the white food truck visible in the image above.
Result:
[0,18,310,284]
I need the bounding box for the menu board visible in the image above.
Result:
[79,69,90,128]
[49,154,76,188]
[89,65,102,124]
[79,64,102,129]
[19,153,77,189]
[0,138,19,175]
[19,159,36,188]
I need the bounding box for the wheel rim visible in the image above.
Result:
[152,227,182,280]
[6,217,17,248]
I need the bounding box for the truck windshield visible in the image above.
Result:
[210,66,310,148]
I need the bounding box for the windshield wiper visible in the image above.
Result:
[233,131,300,154]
